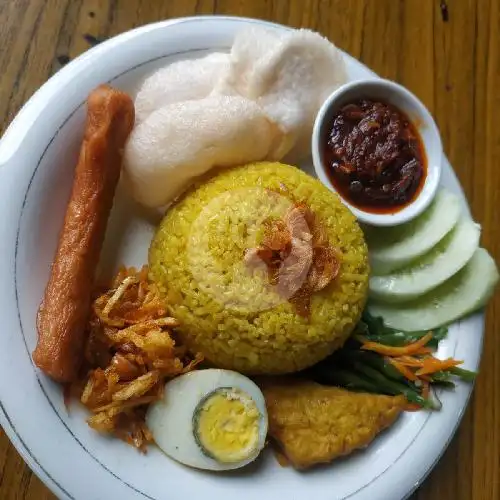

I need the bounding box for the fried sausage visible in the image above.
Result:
[33,85,135,383]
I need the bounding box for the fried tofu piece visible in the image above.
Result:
[261,380,405,469]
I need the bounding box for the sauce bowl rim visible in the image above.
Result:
[311,77,443,227]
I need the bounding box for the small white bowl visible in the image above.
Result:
[312,78,442,226]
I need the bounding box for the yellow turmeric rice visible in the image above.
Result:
[149,162,369,374]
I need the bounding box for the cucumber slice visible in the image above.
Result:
[367,248,499,331]
[365,190,461,275]
[369,219,481,302]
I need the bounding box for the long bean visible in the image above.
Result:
[430,379,456,389]
[311,313,470,410]
[341,350,407,383]
[362,311,393,335]
[361,311,448,347]
[429,370,452,382]
[362,331,446,349]
[450,367,477,382]
[428,326,449,343]
[351,362,434,409]
[316,368,380,393]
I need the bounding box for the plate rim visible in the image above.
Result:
[0,15,483,500]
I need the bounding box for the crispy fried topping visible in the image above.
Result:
[245,194,340,316]
[276,238,313,298]
[308,246,340,292]
[70,266,203,451]
[263,218,291,250]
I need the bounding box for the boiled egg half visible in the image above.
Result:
[146,369,268,471]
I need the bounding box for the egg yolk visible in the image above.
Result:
[194,388,261,463]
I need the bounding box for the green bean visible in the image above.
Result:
[350,362,404,394]
[353,321,369,336]
[429,371,453,383]
[316,368,380,393]
[361,332,408,346]
[362,311,393,336]
[430,326,449,342]
[361,311,448,348]
[351,362,435,409]
[450,367,477,382]
[428,369,457,388]
[430,380,456,389]
[342,350,406,383]
[361,331,442,349]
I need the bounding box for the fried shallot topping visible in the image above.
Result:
[68,266,203,452]
[245,198,340,316]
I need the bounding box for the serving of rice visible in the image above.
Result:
[149,162,369,374]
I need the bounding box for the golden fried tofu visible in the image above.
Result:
[261,380,405,469]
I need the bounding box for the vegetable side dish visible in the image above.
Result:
[310,312,476,411]
[365,189,499,331]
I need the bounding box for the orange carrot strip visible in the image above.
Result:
[412,347,434,356]
[361,332,433,357]
[394,356,425,367]
[387,358,418,381]
[416,358,463,376]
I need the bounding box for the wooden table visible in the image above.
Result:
[1,0,499,498]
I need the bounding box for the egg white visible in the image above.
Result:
[146,369,268,471]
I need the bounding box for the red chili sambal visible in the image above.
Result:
[323,99,426,213]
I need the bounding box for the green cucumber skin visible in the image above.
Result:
[367,248,499,331]
[367,190,461,275]
[369,219,481,303]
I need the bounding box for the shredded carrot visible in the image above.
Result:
[356,326,469,406]
[416,357,463,376]
[361,332,433,356]
[387,358,418,381]
[393,356,424,367]
[412,347,433,356]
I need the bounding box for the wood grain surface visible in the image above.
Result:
[0,0,499,499]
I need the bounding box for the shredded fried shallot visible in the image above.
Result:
[246,196,340,316]
[69,266,203,451]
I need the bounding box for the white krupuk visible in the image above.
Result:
[124,26,347,207]
[134,53,229,123]
[214,27,346,163]
[123,94,277,208]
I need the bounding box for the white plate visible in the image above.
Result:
[0,16,483,500]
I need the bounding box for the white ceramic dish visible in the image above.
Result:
[0,16,482,500]
[312,79,442,226]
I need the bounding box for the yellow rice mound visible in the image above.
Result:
[149,162,369,374]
